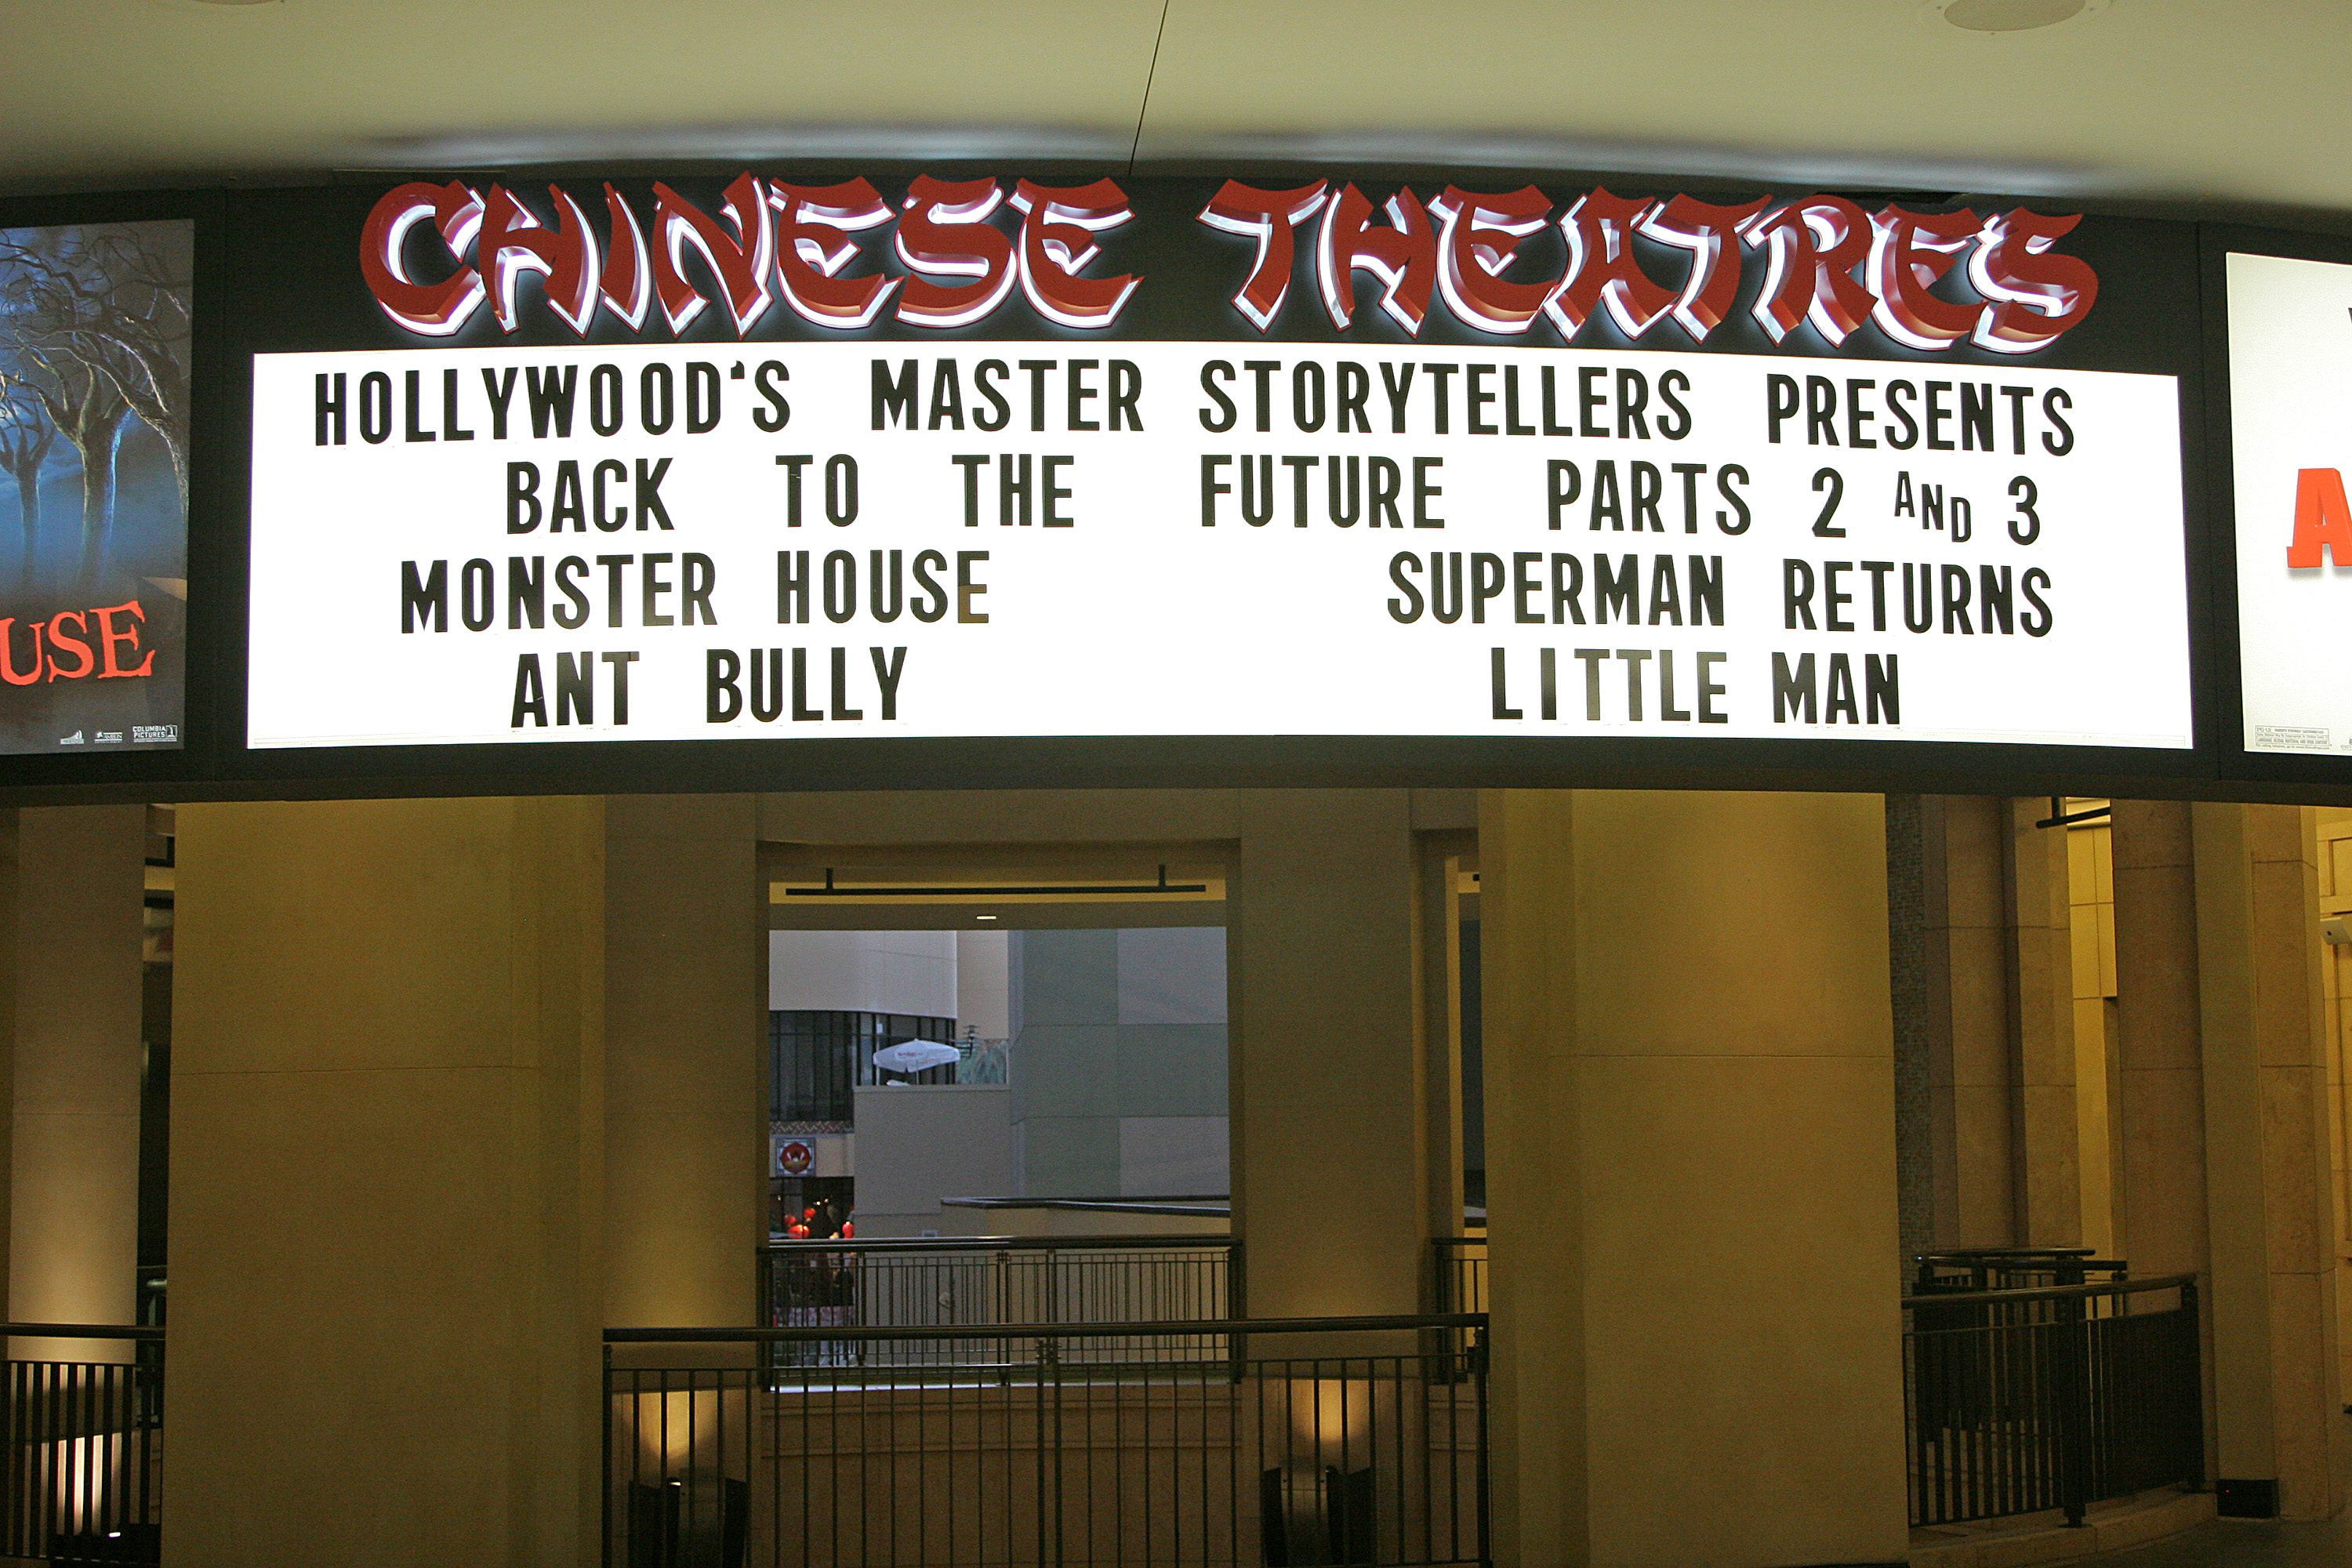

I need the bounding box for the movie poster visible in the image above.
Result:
[2223,249,2352,758]
[0,220,188,754]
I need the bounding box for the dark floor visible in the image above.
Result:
[2099,1512,2352,1566]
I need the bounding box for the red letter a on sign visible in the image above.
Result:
[2288,468,2352,568]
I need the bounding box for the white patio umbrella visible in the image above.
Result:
[870,1040,960,1075]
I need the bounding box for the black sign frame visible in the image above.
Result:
[0,169,2297,804]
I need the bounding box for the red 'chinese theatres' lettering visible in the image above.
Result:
[0,600,157,686]
[359,181,485,338]
[895,175,1018,329]
[1210,180,2099,354]
[361,175,1144,339]
[1007,180,1143,330]
[477,183,599,335]
[359,173,2098,355]
[653,174,776,335]
[1316,182,1436,335]
[1199,180,1327,330]
[1746,196,1877,347]
[771,178,892,329]
[1430,185,1555,336]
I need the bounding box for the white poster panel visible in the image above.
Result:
[2229,251,2352,756]
[248,341,2190,751]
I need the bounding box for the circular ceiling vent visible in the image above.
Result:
[1921,0,2109,34]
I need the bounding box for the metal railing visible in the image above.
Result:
[605,1313,1488,1568]
[760,1236,1243,1367]
[1428,1240,1485,1319]
[1911,1248,2126,1295]
[1903,1274,2201,1530]
[0,1323,165,1566]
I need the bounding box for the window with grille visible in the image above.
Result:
[768,1010,957,1123]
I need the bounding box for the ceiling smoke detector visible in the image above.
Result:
[1921,0,2109,35]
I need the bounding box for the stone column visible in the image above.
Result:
[1922,796,2017,1247]
[2065,816,2122,1261]
[2005,797,2081,1247]
[2111,801,2208,1281]
[1477,790,1584,1568]
[2111,796,2216,1505]
[12,805,143,1357]
[1420,836,1468,1261]
[601,794,763,1330]
[1479,789,1907,1568]
[165,797,604,1568]
[1888,796,1937,1262]
[1228,790,1426,1318]
[2191,803,2347,1519]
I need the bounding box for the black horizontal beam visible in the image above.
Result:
[760,1234,1234,1253]
[606,1312,1485,1344]
[1900,1272,2196,1308]
[0,1322,165,1341]
[2034,794,2114,829]
[781,883,1210,898]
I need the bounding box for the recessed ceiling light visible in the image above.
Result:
[975,914,999,920]
[1921,0,2107,35]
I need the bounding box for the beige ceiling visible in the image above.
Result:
[0,0,2343,212]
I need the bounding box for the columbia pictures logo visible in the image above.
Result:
[131,725,178,744]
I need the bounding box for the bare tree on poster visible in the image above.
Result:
[0,384,56,588]
[0,225,191,586]
[75,230,191,511]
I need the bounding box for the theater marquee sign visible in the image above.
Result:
[241,176,2193,757]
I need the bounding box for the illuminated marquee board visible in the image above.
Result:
[2227,250,2352,760]
[243,178,2193,756]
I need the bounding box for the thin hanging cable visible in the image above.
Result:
[1127,0,1175,176]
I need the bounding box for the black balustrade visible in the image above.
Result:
[0,1323,165,1566]
[1903,1274,2201,1530]
[760,1236,1244,1370]
[605,1314,1490,1568]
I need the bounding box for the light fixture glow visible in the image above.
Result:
[1920,0,2109,36]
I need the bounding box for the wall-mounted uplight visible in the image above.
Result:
[975,914,999,921]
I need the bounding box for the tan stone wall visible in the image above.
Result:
[1481,789,1907,1568]
[165,797,604,1568]
[11,806,143,1356]
[1229,791,1428,1319]
[603,794,763,1330]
